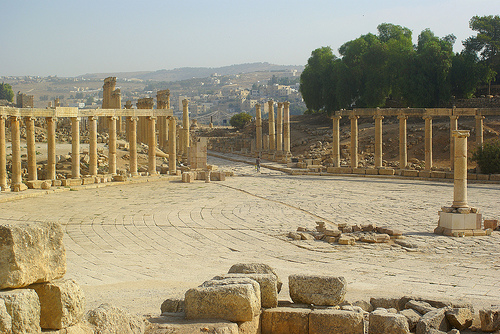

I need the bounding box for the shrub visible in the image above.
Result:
[471,140,500,174]
[229,112,252,130]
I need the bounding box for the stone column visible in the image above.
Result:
[452,130,470,208]
[397,115,408,169]
[46,117,57,180]
[450,115,458,170]
[128,117,138,176]
[283,101,291,154]
[89,116,98,176]
[255,104,262,154]
[424,116,433,170]
[350,115,359,169]
[332,116,341,167]
[71,117,80,179]
[276,102,283,152]
[268,100,275,151]
[108,116,117,175]
[10,116,23,190]
[374,115,384,168]
[475,115,484,148]
[168,117,177,174]
[182,99,189,160]
[148,116,156,175]
[25,116,37,181]
[0,116,8,191]
[159,116,168,152]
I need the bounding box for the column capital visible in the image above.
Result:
[268,100,274,106]
[452,130,470,138]
[349,115,359,120]
[373,115,384,120]
[9,116,21,122]
[182,99,189,107]
[449,115,459,120]
[46,116,58,122]
[109,116,118,121]
[147,116,157,120]
[0,115,8,120]
[71,117,81,121]
[397,114,408,120]
[283,101,290,108]
[128,116,139,122]
[277,102,283,108]
[89,116,98,121]
[423,115,433,120]
[24,116,36,121]
[331,115,342,120]
[475,115,485,120]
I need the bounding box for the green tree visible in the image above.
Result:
[229,112,252,130]
[472,140,500,174]
[0,83,14,102]
[449,51,484,98]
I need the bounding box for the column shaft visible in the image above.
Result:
[168,117,177,174]
[398,115,407,169]
[10,116,22,187]
[424,116,433,170]
[25,117,37,181]
[268,100,275,151]
[374,115,384,168]
[332,116,341,167]
[148,117,156,175]
[89,116,98,176]
[108,116,117,175]
[475,115,484,148]
[283,101,291,154]
[276,102,283,152]
[71,117,80,179]
[350,115,359,168]
[46,117,57,180]
[128,117,138,176]
[255,104,262,153]
[0,116,7,190]
[452,130,470,208]
[450,115,458,169]
[182,99,189,159]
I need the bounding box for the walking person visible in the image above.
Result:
[256,156,261,173]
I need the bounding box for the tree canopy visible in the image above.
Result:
[0,83,14,102]
[229,112,252,130]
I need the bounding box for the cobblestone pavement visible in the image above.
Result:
[1,155,499,315]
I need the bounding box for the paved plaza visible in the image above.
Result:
[0,155,499,316]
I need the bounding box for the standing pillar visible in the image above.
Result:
[71,117,80,179]
[475,115,484,148]
[332,115,341,167]
[450,115,458,170]
[268,100,275,152]
[182,99,190,161]
[276,102,283,152]
[159,116,168,152]
[374,115,384,168]
[46,117,57,180]
[424,116,433,170]
[128,117,138,176]
[148,116,156,175]
[0,116,8,191]
[452,130,470,208]
[255,104,262,154]
[397,115,408,169]
[108,116,117,175]
[25,116,37,181]
[168,117,177,174]
[349,115,359,169]
[89,116,98,176]
[283,101,291,155]
[10,116,24,191]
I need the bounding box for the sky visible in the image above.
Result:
[1,0,499,77]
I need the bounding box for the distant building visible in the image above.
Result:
[16,92,34,108]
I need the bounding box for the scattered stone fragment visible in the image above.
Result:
[299,232,315,240]
[338,235,355,245]
[406,299,436,315]
[369,308,410,334]
[288,232,301,240]
[160,298,184,314]
[445,307,473,330]
[86,303,145,334]
[371,297,401,311]
[353,300,374,312]
[399,308,421,332]
[0,222,66,289]
[228,263,282,293]
[289,274,346,306]
[415,308,451,334]
[309,309,364,334]
[146,314,239,334]
[0,288,41,334]
[479,308,500,332]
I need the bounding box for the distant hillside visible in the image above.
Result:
[79,63,304,82]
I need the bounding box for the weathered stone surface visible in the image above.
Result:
[237,314,261,334]
[42,322,93,334]
[369,308,410,334]
[288,232,301,240]
[86,303,145,334]
[299,232,314,240]
[309,309,364,334]
[261,307,310,334]
[289,275,346,306]
[0,222,66,289]
[146,315,239,334]
[352,300,373,312]
[445,307,473,330]
[160,298,184,314]
[228,263,283,293]
[398,296,452,310]
[0,288,41,334]
[338,236,356,245]
[479,308,500,332]
[416,308,451,334]
[185,278,260,322]
[399,308,421,332]
[405,299,436,315]
[214,273,278,308]
[30,279,85,330]
[371,297,401,311]
[0,299,12,334]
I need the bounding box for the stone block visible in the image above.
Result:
[261,307,310,334]
[112,175,127,182]
[479,308,500,332]
[238,314,261,334]
[369,308,410,334]
[370,297,401,311]
[419,170,431,178]
[338,235,356,245]
[86,303,145,334]
[399,308,421,332]
[353,168,366,174]
[181,172,194,183]
[477,174,490,180]
[365,168,379,175]
[337,167,353,174]
[0,288,41,334]
[81,177,95,185]
[445,172,454,179]
[0,222,66,289]
[299,232,314,240]
[445,307,473,330]
[309,309,364,334]
[42,322,93,334]
[402,170,419,177]
[431,171,446,178]
[160,298,184,314]
[484,219,499,230]
[26,180,45,189]
[30,279,85,330]
[52,180,62,187]
[438,212,482,231]
[490,174,500,181]
[146,314,238,334]
[467,173,477,180]
[415,308,451,334]
[11,183,28,192]
[378,168,395,175]
[0,299,12,334]
[213,273,278,308]
[405,299,436,315]
[228,263,282,293]
[288,274,346,306]
[185,278,261,322]
[473,229,487,236]
[61,179,82,186]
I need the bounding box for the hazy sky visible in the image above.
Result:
[1,0,498,77]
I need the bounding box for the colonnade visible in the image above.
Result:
[0,106,173,192]
[330,108,499,170]
[254,100,291,160]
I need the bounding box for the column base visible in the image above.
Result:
[1,185,11,192]
[435,208,484,237]
[11,183,28,192]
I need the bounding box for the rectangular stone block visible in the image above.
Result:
[0,289,41,334]
[238,314,261,334]
[0,222,66,289]
[431,171,446,178]
[30,279,85,330]
[26,180,45,189]
[402,170,418,177]
[61,179,82,186]
[365,169,379,175]
[378,168,395,175]
[81,177,96,185]
[261,307,310,334]
[309,309,364,334]
[214,274,278,308]
[289,275,346,306]
[181,172,194,183]
[467,173,477,180]
[477,174,490,180]
[484,219,499,230]
[419,171,431,178]
[52,180,62,187]
[352,168,366,174]
[490,174,500,181]
[446,172,454,179]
